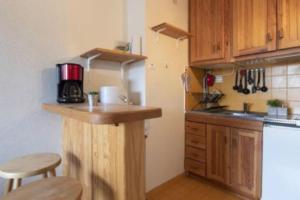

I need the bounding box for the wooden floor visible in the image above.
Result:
[147,175,242,200]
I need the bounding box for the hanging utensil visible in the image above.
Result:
[237,70,244,93]
[252,69,257,93]
[243,70,250,95]
[261,68,268,92]
[248,69,253,85]
[233,70,239,91]
[256,68,261,91]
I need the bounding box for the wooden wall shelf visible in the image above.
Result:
[151,23,191,40]
[80,48,147,64]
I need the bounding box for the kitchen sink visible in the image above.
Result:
[192,109,267,120]
[220,111,266,119]
[226,112,261,116]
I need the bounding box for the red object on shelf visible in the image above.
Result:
[206,73,215,86]
[59,63,83,81]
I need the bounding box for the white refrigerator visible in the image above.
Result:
[262,124,300,200]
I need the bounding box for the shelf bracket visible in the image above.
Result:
[178,36,188,41]
[120,59,135,97]
[154,28,167,43]
[86,53,101,71]
[176,36,188,47]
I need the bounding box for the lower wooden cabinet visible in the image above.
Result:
[185,120,262,200]
[230,128,262,199]
[186,146,206,163]
[185,159,206,177]
[206,125,230,184]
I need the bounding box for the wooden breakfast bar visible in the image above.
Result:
[42,103,162,200]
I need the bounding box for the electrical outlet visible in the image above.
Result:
[215,75,223,83]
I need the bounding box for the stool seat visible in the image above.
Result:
[0,153,61,179]
[0,177,82,200]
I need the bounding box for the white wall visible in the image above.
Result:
[0,0,125,194]
[125,0,187,191]
[0,0,187,194]
[125,0,146,105]
[145,0,188,191]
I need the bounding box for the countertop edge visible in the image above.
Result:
[42,104,162,124]
[186,111,265,122]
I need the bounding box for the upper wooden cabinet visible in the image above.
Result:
[230,128,262,199]
[189,0,300,66]
[277,0,300,49]
[189,0,230,65]
[206,124,230,184]
[232,0,277,57]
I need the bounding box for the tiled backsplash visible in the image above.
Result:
[211,62,300,114]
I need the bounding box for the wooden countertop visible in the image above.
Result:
[42,103,162,124]
[186,112,263,132]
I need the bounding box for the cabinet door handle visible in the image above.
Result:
[266,33,273,42]
[216,42,221,51]
[232,137,238,147]
[278,28,284,39]
[212,45,216,53]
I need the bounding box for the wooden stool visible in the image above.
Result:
[0,153,61,194]
[0,177,82,200]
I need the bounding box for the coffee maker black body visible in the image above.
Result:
[57,63,85,104]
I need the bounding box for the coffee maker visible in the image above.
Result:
[57,63,85,103]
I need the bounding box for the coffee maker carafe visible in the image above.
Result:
[57,63,85,103]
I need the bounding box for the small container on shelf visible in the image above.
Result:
[277,107,288,116]
[267,99,288,116]
[267,106,277,116]
[87,92,99,108]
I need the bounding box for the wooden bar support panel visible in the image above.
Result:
[62,118,145,200]
[43,103,161,200]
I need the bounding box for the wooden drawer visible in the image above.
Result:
[186,121,206,136]
[186,146,206,163]
[185,159,206,177]
[186,134,206,149]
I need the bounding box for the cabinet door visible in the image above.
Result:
[206,125,230,184]
[232,0,277,57]
[230,128,262,199]
[189,0,228,64]
[277,0,300,49]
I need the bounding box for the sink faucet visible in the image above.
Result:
[243,103,250,113]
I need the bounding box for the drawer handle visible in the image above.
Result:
[190,166,200,170]
[190,153,199,157]
[190,140,199,145]
[190,127,199,132]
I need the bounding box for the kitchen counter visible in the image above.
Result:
[43,103,162,200]
[42,103,162,124]
[189,110,300,127]
[188,110,266,121]
[186,111,264,131]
